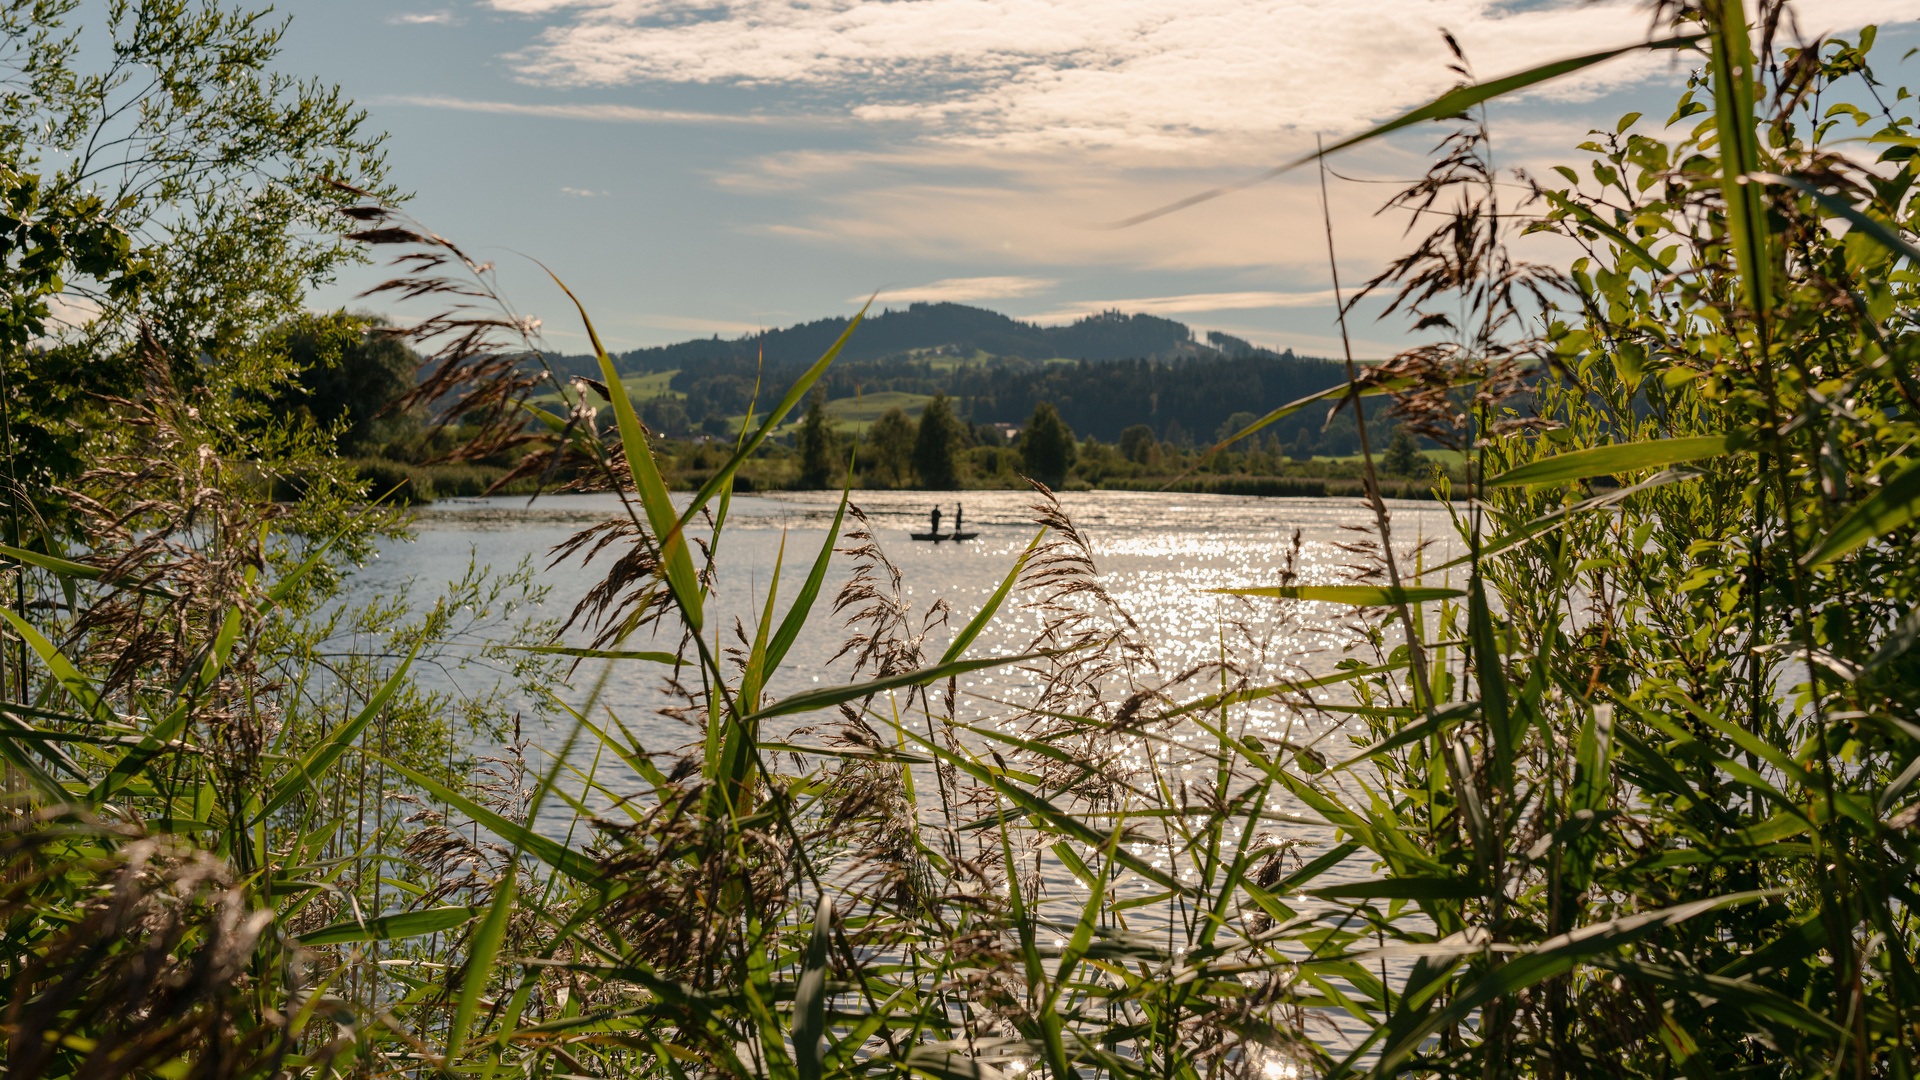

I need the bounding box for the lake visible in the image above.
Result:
[354,488,1462,763]
[345,487,1467,1059]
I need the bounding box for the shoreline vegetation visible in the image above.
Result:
[339,424,1460,504]
[6,4,1920,1080]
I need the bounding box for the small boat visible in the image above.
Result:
[911,505,975,542]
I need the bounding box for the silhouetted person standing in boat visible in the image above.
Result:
[929,505,942,538]
[953,504,963,537]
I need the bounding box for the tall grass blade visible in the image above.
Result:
[942,527,1045,664]
[1487,435,1747,487]
[299,905,484,946]
[254,641,420,824]
[1108,33,1706,228]
[1801,456,1920,566]
[375,754,601,884]
[448,867,516,1063]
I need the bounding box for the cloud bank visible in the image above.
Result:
[862,275,1059,303]
[1030,289,1340,322]
[482,0,1917,152]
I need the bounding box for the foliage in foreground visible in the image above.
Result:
[7,2,1920,1079]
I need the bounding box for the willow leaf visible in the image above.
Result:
[1803,457,1920,566]
[1488,435,1747,488]
[1209,584,1463,605]
[299,905,483,946]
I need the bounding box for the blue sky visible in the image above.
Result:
[283,0,1920,358]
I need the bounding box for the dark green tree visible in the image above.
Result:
[1290,427,1316,461]
[1380,427,1426,476]
[796,387,838,489]
[1,0,393,531]
[273,313,419,455]
[1021,401,1076,488]
[1118,423,1157,465]
[639,396,691,439]
[912,393,962,489]
[867,406,915,487]
[1215,411,1258,445]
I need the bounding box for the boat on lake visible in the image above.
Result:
[911,505,976,542]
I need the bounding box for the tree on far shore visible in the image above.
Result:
[1381,427,1427,476]
[1022,402,1076,488]
[913,394,963,488]
[867,407,915,487]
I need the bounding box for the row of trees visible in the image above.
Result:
[795,392,1078,488]
[792,390,1429,491]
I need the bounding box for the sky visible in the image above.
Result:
[280,0,1920,358]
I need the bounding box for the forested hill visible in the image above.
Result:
[543,302,1361,445]
[954,351,1353,445]
[556,303,1205,375]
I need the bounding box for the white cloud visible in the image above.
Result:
[859,275,1058,303]
[559,186,609,196]
[379,93,784,125]
[1029,289,1339,323]
[626,313,771,334]
[480,0,1919,152]
[387,9,464,24]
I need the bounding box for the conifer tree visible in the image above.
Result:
[1381,427,1425,476]
[912,394,963,489]
[796,387,837,489]
[1022,401,1077,488]
[866,407,915,487]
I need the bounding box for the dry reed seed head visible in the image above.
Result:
[0,822,290,1080]
[546,518,678,655]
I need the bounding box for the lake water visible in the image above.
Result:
[347,488,1468,1060]
[356,488,1463,763]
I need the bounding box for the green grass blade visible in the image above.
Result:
[1748,171,1920,264]
[0,543,182,600]
[1110,33,1706,228]
[1161,373,1449,487]
[1208,585,1463,605]
[793,894,832,1080]
[1366,890,1780,1078]
[1587,955,1847,1038]
[739,531,786,715]
[1429,467,1703,572]
[1469,576,1514,792]
[448,867,515,1063]
[1802,456,1920,566]
[943,527,1046,665]
[1306,877,1481,902]
[766,482,853,675]
[1709,0,1771,314]
[544,271,706,633]
[1487,435,1747,488]
[298,904,484,946]
[0,711,82,796]
[0,609,114,725]
[253,642,420,825]
[893,725,1186,895]
[505,645,680,664]
[1330,701,1479,773]
[373,753,601,884]
[1159,659,1409,721]
[741,648,1077,724]
[671,306,871,543]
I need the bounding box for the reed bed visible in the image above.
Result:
[4,2,1920,1078]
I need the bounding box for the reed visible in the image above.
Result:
[3,2,1920,1078]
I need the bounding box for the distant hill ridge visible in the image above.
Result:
[553,302,1276,376]
[542,302,1383,448]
